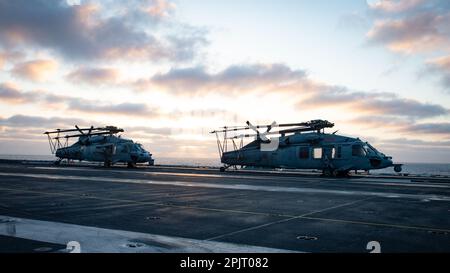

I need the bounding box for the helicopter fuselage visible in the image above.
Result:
[55,135,154,166]
[221,132,401,174]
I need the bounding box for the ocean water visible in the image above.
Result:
[0,154,222,167]
[0,154,449,177]
[370,163,450,177]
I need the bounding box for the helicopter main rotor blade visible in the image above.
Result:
[44,128,86,134]
[45,126,124,135]
[75,125,85,135]
[211,120,334,134]
[53,131,120,139]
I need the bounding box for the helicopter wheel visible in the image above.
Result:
[219,167,226,172]
[104,161,112,168]
[127,162,137,168]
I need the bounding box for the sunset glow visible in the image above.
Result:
[0,0,449,163]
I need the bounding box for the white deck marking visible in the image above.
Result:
[1,172,449,201]
[0,215,298,253]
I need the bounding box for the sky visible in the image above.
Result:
[0,0,450,163]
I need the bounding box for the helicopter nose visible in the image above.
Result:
[140,152,151,161]
[383,157,393,167]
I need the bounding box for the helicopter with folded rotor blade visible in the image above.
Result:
[44,125,154,167]
[210,119,402,176]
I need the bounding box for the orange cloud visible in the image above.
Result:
[426,55,450,88]
[428,55,450,70]
[11,59,58,81]
[369,0,425,13]
[74,2,101,28]
[367,13,450,55]
[145,0,176,18]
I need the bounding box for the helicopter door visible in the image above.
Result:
[322,145,336,170]
[322,146,335,160]
[336,145,342,159]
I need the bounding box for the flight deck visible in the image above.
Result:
[0,161,449,253]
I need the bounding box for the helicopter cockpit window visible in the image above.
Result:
[365,143,378,154]
[136,144,144,152]
[313,148,322,159]
[352,144,366,157]
[128,143,142,152]
[363,144,374,155]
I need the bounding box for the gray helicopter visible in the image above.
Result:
[44,126,154,167]
[211,120,402,176]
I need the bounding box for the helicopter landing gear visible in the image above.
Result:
[219,165,231,172]
[127,162,137,168]
[104,160,112,167]
[322,169,333,177]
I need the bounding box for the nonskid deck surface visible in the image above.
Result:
[0,162,449,252]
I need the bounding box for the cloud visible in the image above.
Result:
[132,61,449,120]
[0,82,159,116]
[355,97,448,118]
[381,138,450,147]
[0,81,237,122]
[11,59,58,81]
[0,114,85,128]
[403,122,450,135]
[0,51,25,69]
[366,0,450,89]
[0,83,25,103]
[145,0,176,18]
[368,0,426,13]
[0,82,32,103]
[350,116,450,136]
[299,86,448,119]
[135,63,306,93]
[67,98,158,116]
[67,67,120,85]
[367,12,450,54]
[426,55,450,89]
[0,0,207,62]
[351,115,414,128]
